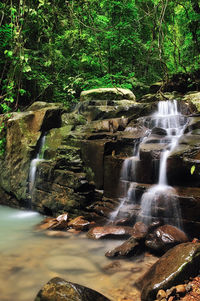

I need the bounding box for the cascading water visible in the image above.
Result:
[139,100,186,227]
[29,134,46,199]
[110,99,187,228]
[109,135,149,222]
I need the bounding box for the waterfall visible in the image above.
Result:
[140,100,185,227]
[29,134,46,198]
[110,100,187,228]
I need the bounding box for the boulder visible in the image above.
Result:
[37,213,68,231]
[145,225,189,253]
[151,127,167,136]
[183,91,200,113]
[68,216,92,231]
[139,242,200,301]
[87,225,136,239]
[80,88,136,102]
[105,237,141,258]
[132,221,148,240]
[35,277,110,301]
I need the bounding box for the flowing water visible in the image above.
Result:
[140,100,186,227]
[111,100,187,227]
[0,205,157,301]
[29,134,46,196]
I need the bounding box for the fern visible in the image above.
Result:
[0,24,12,48]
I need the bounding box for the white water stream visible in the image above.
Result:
[29,134,46,196]
[110,100,187,227]
[140,100,185,227]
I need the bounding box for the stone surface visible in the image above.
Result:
[132,221,148,240]
[37,213,68,231]
[105,237,141,258]
[35,277,110,301]
[68,216,92,231]
[80,88,136,102]
[139,242,200,301]
[145,225,189,253]
[153,277,200,301]
[87,226,136,239]
[0,102,62,202]
[183,91,200,113]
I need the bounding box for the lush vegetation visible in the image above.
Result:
[0,0,199,112]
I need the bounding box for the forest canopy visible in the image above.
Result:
[0,0,199,112]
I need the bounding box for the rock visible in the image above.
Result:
[138,93,161,103]
[139,242,200,301]
[68,216,92,231]
[80,88,136,102]
[145,225,189,253]
[183,92,200,113]
[37,213,68,231]
[87,225,136,239]
[132,221,148,240]
[35,277,111,301]
[151,127,167,136]
[0,102,62,201]
[105,236,141,258]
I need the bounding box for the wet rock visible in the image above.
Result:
[87,226,136,239]
[139,242,200,301]
[68,216,92,231]
[105,237,141,258]
[37,213,68,231]
[145,225,189,253]
[80,88,136,102]
[153,277,200,300]
[132,222,148,240]
[35,277,111,301]
[0,102,62,201]
[151,127,167,136]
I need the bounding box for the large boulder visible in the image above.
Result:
[183,91,200,113]
[145,225,189,253]
[139,242,200,301]
[80,88,136,102]
[35,277,110,301]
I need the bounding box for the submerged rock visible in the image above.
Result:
[87,226,135,239]
[139,242,200,301]
[145,225,189,253]
[35,277,111,301]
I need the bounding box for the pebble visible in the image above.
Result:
[175,284,186,294]
[156,289,167,300]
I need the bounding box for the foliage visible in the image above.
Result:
[0,0,199,111]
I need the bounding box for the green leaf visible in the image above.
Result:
[191,165,195,175]
[23,65,32,73]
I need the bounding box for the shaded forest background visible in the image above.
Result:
[0,0,199,112]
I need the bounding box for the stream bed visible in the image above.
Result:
[0,205,157,301]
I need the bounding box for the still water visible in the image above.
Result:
[0,205,156,301]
